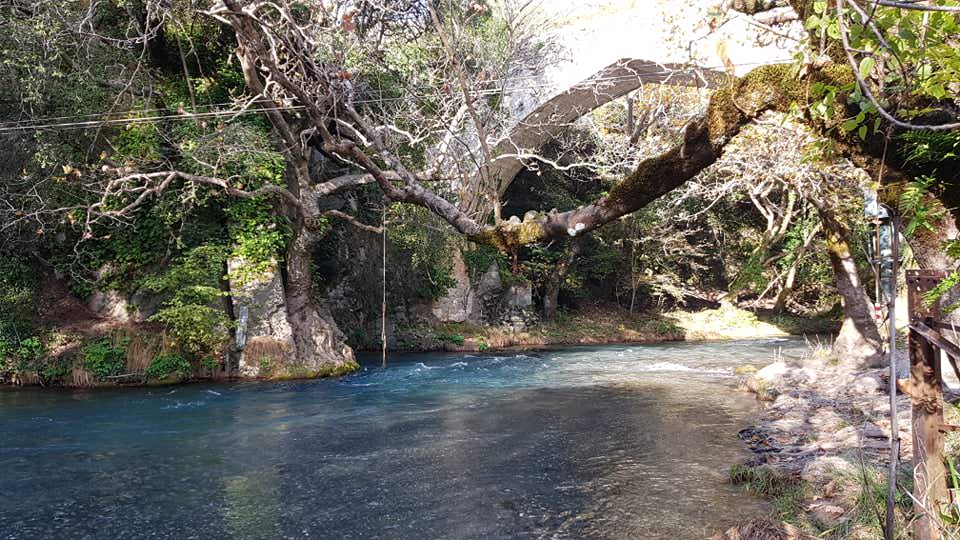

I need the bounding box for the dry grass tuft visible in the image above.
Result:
[125,332,164,374]
[244,337,292,365]
[70,366,95,388]
[12,371,40,386]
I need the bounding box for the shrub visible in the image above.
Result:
[729,464,806,519]
[386,213,457,301]
[83,338,127,379]
[438,333,465,346]
[0,335,46,378]
[143,245,232,358]
[39,359,71,383]
[150,304,230,358]
[463,244,508,281]
[10,336,45,372]
[0,257,39,341]
[0,336,9,372]
[258,357,272,376]
[145,353,192,380]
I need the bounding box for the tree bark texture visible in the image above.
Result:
[817,204,883,368]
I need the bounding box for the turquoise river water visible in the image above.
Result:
[0,339,809,539]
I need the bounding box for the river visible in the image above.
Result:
[0,339,809,539]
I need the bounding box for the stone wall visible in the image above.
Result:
[430,249,540,331]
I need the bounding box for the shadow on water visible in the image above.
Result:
[0,339,809,539]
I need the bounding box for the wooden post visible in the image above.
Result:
[906,270,948,540]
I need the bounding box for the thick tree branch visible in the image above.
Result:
[84,170,303,238]
[320,209,383,233]
[469,63,855,250]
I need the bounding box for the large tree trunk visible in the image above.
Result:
[229,228,357,378]
[283,229,357,376]
[542,278,561,321]
[817,205,883,368]
[542,240,582,320]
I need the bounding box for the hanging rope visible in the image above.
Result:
[381,203,388,368]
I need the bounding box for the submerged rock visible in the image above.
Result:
[738,426,781,453]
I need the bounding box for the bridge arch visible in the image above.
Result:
[484,59,729,201]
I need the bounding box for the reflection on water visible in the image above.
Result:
[0,339,808,539]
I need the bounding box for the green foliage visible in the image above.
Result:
[941,456,960,525]
[0,337,9,369]
[437,333,465,346]
[899,176,946,236]
[729,251,767,294]
[808,0,960,103]
[143,245,232,357]
[0,334,47,377]
[463,245,508,281]
[145,353,192,380]
[0,256,39,340]
[143,245,229,305]
[39,359,71,383]
[14,336,44,367]
[178,124,290,285]
[72,201,198,295]
[13,11,288,296]
[900,129,960,167]
[775,219,835,309]
[150,305,231,358]
[200,357,219,371]
[113,121,162,164]
[802,0,960,145]
[580,242,621,283]
[226,193,290,287]
[258,357,272,375]
[83,338,127,379]
[923,266,960,313]
[387,214,456,300]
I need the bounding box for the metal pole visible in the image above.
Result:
[885,218,899,540]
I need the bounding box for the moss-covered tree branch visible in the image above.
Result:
[466,63,857,251]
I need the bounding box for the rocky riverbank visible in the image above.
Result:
[714,346,916,539]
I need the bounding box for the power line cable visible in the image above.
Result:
[1,59,787,130]
[0,59,792,134]
[0,66,673,127]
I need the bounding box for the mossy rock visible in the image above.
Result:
[735,364,759,375]
[269,360,360,380]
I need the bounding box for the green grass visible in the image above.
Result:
[730,460,919,539]
[729,464,809,524]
